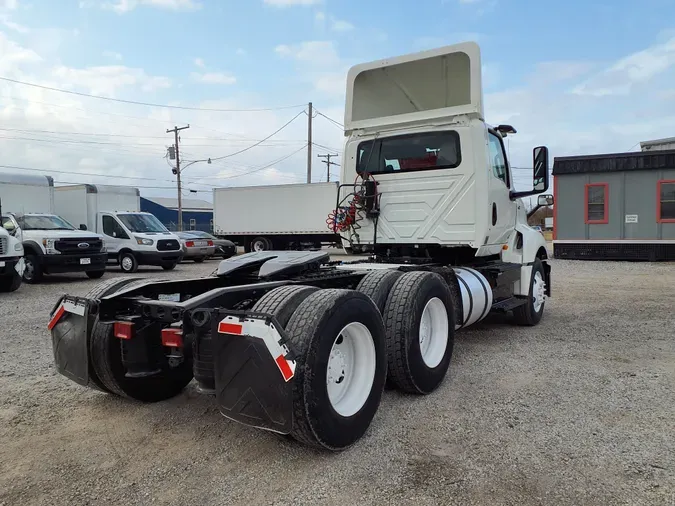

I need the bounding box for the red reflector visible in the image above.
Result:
[47,305,65,330]
[161,328,183,348]
[218,321,243,334]
[207,240,214,246]
[275,355,294,382]
[113,321,134,340]
[186,241,194,247]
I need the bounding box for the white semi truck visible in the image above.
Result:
[54,184,184,273]
[0,173,108,283]
[47,41,553,451]
[212,182,341,252]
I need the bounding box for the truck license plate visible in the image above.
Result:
[80,258,91,265]
[0,261,5,267]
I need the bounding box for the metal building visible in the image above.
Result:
[552,148,675,261]
[140,197,213,232]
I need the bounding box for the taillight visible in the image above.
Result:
[161,328,183,348]
[207,240,214,246]
[113,321,134,340]
[186,241,194,247]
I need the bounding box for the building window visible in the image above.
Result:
[658,180,675,223]
[585,183,608,224]
[189,219,196,231]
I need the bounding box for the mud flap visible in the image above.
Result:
[48,295,94,387]
[209,311,295,435]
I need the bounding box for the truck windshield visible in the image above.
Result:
[118,213,168,233]
[20,215,76,230]
[357,131,461,175]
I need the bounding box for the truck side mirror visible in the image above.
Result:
[537,194,554,206]
[79,224,87,231]
[533,146,549,192]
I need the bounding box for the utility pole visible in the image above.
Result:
[166,124,190,231]
[307,102,313,183]
[317,153,339,182]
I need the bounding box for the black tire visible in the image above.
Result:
[513,258,546,326]
[284,289,387,451]
[90,320,193,402]
[22,254,43,283]
[86,270,105,279]
[83,277,146,393]
[0,271,22,292]
[161,262,178,271]
[382,271,455,395]
[250,236,271,252]
[356,269,404,314]
[193,257,205,263]
[252,285,320,327]
[119,251,138,273]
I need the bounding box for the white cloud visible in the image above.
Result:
[84,0,202,13]
[190,72,237,85]
[314,11,325,21]
[331,19,354,32]
[235,48,246,56]
[572,36,675,97]
[274,40,341,67]
[0,28,341,198]
[103,50,123,61]
[194,57,205,67]
[1,0,18,9]
[263,0,321,6]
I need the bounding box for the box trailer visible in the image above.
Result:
[54,184,184,272]
[212,182,341,252]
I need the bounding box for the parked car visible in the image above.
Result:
[176,232,216,263]
[187,231,237,259]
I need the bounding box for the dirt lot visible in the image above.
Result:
[0,257,673,506]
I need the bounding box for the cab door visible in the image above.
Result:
[485,130,517,246]
[100,213,129,255]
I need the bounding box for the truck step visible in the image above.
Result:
[490,296,528,313]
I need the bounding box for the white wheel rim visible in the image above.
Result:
[419,297,448,368]
[326,322,376,417]
[533,271,546,312]
[253,241,265,251]
[122,257,133,270]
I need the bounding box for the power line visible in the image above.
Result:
[314,109,344,129]
[0,163,181,184]
[207,110,306,162]
[0,76,306,112]
[0,126,308,143]
[192,145,307,181]
[312,141,342,152]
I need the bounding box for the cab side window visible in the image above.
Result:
[2,216,16,232]
[488,132,509,187]
[102,216,129,239]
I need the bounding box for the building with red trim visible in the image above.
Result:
[552,145,675,261]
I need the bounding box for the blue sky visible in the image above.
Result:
[0,0,674,198]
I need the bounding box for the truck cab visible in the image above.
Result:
[1,212,107,283]
[95,210,183,273]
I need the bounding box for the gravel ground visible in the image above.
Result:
[0,257,673,506]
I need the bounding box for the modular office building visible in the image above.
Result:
[552,149,675,261]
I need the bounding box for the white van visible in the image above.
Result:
[54,184,183,272]
[0,198,24,292]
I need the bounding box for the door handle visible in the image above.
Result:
[492,202,498,226]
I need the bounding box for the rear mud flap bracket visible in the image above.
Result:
[210,311,295,435]
[49,295,95,387]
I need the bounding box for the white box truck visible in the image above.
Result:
[54,184,184,273]
[212,182,341,252]
[0,173,108,283]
